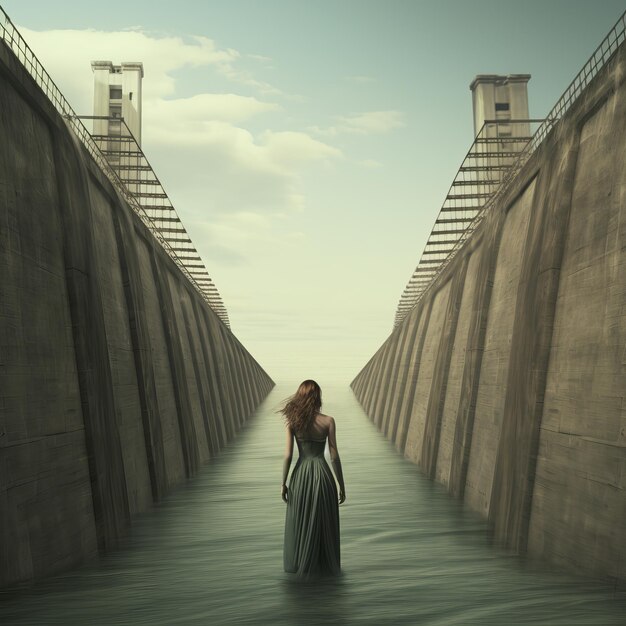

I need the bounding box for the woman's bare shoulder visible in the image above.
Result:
[317,413,335,425]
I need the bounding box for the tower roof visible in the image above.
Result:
[91,60,144,78]
[469,74,531,91]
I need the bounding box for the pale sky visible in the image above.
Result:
[3,0,624,385]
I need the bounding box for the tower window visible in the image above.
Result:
[110,86,122,99]
[129,92,133,101]
[495,102,510,111]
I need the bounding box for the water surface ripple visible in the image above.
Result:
[1,382,624,625]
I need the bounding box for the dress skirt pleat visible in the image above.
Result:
[283,439,341,578]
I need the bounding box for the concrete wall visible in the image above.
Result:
[352,41,626,585]
[0,41,274,587]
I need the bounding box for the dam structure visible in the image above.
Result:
[1,3,625,613]
[0,8,273,588]
[352,10,626,585]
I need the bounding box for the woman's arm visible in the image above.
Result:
[327,417,346,504]
[281,425,294,502]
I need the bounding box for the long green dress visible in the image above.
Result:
[283,436,341,578]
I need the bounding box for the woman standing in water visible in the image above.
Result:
[280,380,346,578]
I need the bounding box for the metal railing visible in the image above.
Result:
[0,6,230,328]
[394,7,626,328]
[394,119,543,327]
[79,116,228,323]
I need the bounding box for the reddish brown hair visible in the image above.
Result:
[279,379,322,433]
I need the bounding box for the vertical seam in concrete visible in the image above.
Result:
[233,338,256,417]
[190,297,228,450]
[448,211,506,500]
[214,322,245,431]
[396,298,435,454]
[110,198,167,501]
[52,122,130,550]
[359,343,389,414]
[489,132,583,553]
[381,320,413,437]
[353,348,380,398]
[149,251,199,477]
[200,305,237,441]
[180,296,216,457]
[223,328,251,424]
[387,306,425,443]
[372,328,403,428]
[421,258,469,478]
[367,336,395,423]
[352,351,376,404]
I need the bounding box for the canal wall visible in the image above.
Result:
[352,41,626,584]
[0,40,274,587]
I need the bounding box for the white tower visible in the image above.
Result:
[91,60,143,145]
[469,74,530,138]
[469,74,531,190]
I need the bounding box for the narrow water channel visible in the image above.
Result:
[1,380,624,625]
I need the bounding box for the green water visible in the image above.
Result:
[0,381,624,625]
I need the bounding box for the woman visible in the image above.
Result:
[280,380,346,578]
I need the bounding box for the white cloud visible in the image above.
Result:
[310,110,405,137]
[187,211,306,268]
[18,26,282,111]
[146,119,341,167]
[209,44,281,95]
[248,53,272,62]
[144,120,340,218]
[259,130,342,167]
[346,75,375,84]
[19,27,247,109]
[146,93,280,126]
[16,26,341,219]
[14,26,344,270]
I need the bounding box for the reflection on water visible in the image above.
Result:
[1,380,624,625]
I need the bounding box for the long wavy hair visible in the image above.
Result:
[279,379,322,433]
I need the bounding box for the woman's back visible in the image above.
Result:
[294,412,331,442]
[280,381,345,579]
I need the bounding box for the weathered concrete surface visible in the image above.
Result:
[0,39,274,587]
[464,179,534,518]
[435,245,481,488]
[404,279,452,466]
[385,305,424,441]
[381,310,416,438]
[420,261,467,479]
[527,87,626,582]
[393,300,432,451]
[351,40,626,585]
